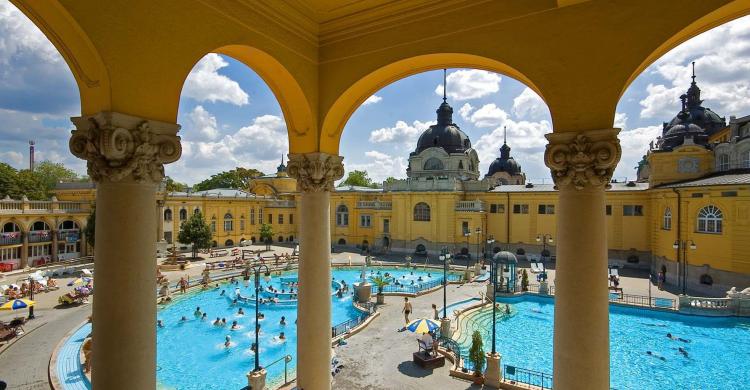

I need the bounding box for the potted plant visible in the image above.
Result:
[468,330,485,384]
[371,275,390,305]
[521,269,529,291]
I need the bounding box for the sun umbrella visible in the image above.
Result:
[68,277,93,287]
[0,299,35,310]
[406,318,440,334]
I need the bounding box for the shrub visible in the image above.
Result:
[468,330,485,375]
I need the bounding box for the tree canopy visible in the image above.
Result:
[0,161,85,200]
[165,176,188,192]
[193,167,264,191]
[338,170,380,188]
[178,210,212,258]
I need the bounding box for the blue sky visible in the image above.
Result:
[2,0,750,186]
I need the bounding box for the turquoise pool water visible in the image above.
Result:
[453,295,750,390]
[155,267,446,390]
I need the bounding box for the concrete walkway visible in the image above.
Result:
[332,282,486,390]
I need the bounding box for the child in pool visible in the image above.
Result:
[224,335,231,348]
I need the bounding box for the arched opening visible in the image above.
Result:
[338,238,347,245]
[57,220,82,260]
[277,236,283,243]
[28,220,52,266]
[224,239,234,247]
[288,235,294,242]
[251,236,256,244]
[164,208,173,221]
[0,221,23,270]
[179,208,188,221]
[211,240,218,248]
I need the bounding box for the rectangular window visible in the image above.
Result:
[513,204,529,214]
[383,219,390,233]
[240,219,245,231]
[722,191,737,197]
[691,193,704,198]
[360,215,372,227]
[538,204,555,215]
[259,208,263,224]
[623,205,644,216]
[250,209,255,225]
[289,214,294,224]
[497,204,505,213]
[268,214,272,224]
[211,221,216,232]
[278,214,283,224]
[490,204,497,213]
[462,221,470,234]
[606,205,612,216]
[224,220,233,231]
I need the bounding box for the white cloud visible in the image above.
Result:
[614,112,628,130]
[512,88,548,120]
[187,105,219,140]
[474,119,552,182]
[368,120,434,150]
[434,70,501,100]
[0,151,23,166]
[345,150,408,183]
[362,95,383,105]
[613,125,661,180]
[182,54,249,106]
[466,103,509,128]
[639,16,750,119]
[166,114,288,184]
[458,103,474,121]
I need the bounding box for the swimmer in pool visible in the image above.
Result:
[231,320,239,330]
[157,320,164,328]
[179,316,188,323]
[220,290,225,296]
[224,335,231,348]
[646,351,666,361]
[201,313,207,321]
[194,307,202,317]
[238,308,245,315]
[280,316,286,325]
[678,347,689,358]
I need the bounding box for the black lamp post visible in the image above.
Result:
[439,247,451,319]
[463,231,471,269]
[251,263,270,372]
[672,239,696,295]
[27,275,35,319]
[536,234,553,257]
[486,235,495,260]
[490,255,498,354]
[474,227,482,266]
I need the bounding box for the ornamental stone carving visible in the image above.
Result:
[544,129,621,190]
[69,111,182,183]
[287,153,344,192]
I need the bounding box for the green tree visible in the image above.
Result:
[383,176,397,186]
[83,207,96,248]
[34,161,79,197]
[164,176,187,192]
[339,170,379,188]
[178,210,212,258]
[468,330,485,376]
[15,169,47,200]
[193,167,264,191]
[259,223,273,250]
[0,163,20,199]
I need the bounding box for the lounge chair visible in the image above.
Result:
[417,339,435,356]
[530,263,541,273]
[81,268,93,277]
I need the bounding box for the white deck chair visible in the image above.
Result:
[530,263,541,273]
[81,268,93,276]
[609,268,619,278]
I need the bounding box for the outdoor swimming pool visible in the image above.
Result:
[154,267,453,390]
[453,295,750,390]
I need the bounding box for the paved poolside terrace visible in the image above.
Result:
[0,245,678,389]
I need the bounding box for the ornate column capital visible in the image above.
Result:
[544,128,621,190]
[69,111,181,184]
[287,152,344,193]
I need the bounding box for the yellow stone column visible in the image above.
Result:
[287,152,344,390]
[156,200,165,242]
[544,129,620,390]
[69,111,181,390]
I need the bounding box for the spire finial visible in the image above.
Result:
[281,154,284,165]
[503,126,507,145]
[691,61,696,83]
[443,69,447,103]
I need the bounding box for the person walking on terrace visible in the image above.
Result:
[402,297,412,325]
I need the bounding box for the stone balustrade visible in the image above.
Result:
[455,200,485,212]
[356,200,392,210]
[678,294,750,316]
[0,197,90,214]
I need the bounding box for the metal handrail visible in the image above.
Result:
[264,354,294,386]
[503,365,553,389]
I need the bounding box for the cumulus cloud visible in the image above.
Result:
[165,114,288,184]
[639,16,750,119]
[182,54,249,106]
[368,120,434,150]
[0,2,79,114]
[512,88,548,120]
[474,119,552,182]
[465,104,509,128]
[362,95,383,105]
[458,103,474,121]
[434,70,501,101]
[186,105,220,140]
[345,150,408,183]
[0,150,23,166]
[614,112,628,130]
[613,125,661,180]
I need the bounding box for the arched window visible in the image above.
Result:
[224,213,233,231]
[194,208,201,215]
[717,154,729,171]
[414,202,430,221]
[697,205,723,233]
[179,208,187,221]
[338,238,347,245]
[424,157,444,170]
[663,207,672,230]
[336,205,349,226]
[2,222,21,233]
[225,239,234,247]
[210,216,216,233]
[31,221,50,231]
[163,208,172,221]
[58,220,79,230]
[744,151,750,168]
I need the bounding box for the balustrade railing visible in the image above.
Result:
[0,234,22,245]
[267,200,296,208]
[0,198,89,214]
[374,274,462,294]
[455,200,485,212]
[331,312,369,338]
[680,296,732,309]
[28,231,52,243]
[609,292,676,309]
[356,200,392,210]
[503,365,553,389]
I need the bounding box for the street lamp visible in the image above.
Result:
[485,235,495,260]
[490,254,498,354]
[463,231,471,269]
[439,247,452,319]
[474,227,482,266]
[672,240,696,295]
[27,275,35,319]
[251,263,271,373]
[536,234,553,258]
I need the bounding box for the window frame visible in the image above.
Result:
[414,202,431,221]
[697,205,723,234]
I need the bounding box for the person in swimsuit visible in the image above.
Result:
[402,297,412,325]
